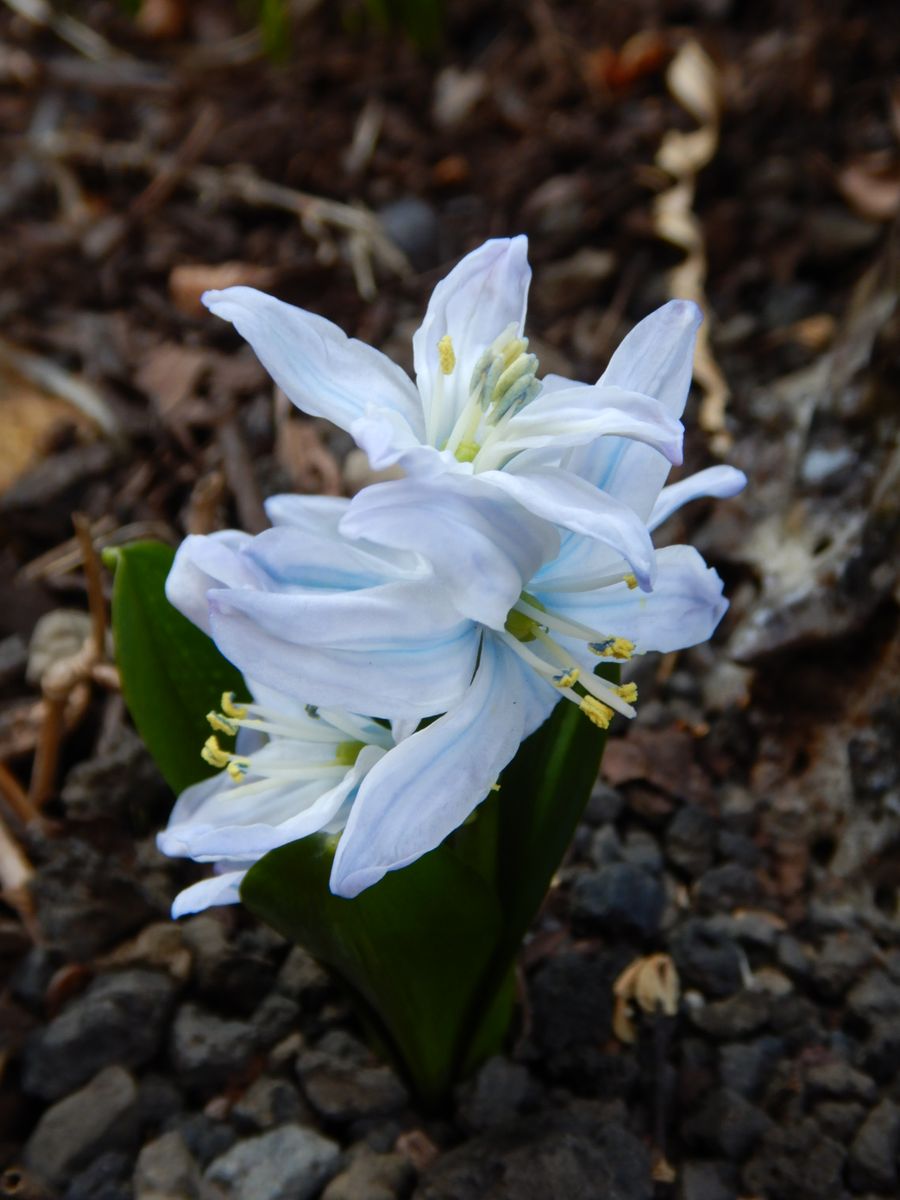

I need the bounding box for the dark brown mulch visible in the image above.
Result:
[1,2,899,1198]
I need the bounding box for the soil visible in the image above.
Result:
[1,2,899,1198]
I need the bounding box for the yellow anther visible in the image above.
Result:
[495,353,534,399]
[201,736,231,769]
[555,668,580,689]
[226,761,246,781]
[609,637,635,660]
[438,334,456,375]
[500,337,527,368]
[617,682,639,704]
[580,697,614,729]
[221,692,247,719]
[207,711,238,736]
[591,636,635,661]
[624,574,638,590]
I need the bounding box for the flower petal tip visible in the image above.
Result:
[200,288,225,312]
[664,298,704,331]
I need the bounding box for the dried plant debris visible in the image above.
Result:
[0,3,898,1197]
[727,245,900,663]
[653,40,731,451]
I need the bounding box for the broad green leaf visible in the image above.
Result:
[106,541,245,795]
[493,668,617,956]
[241,832,512,1108]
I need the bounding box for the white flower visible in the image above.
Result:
[157,682,395,916]
[169,480,739,899]
[339,289,746,625]
[202,237,689,626]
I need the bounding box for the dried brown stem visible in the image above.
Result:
[28,693,64,810]
[0,761,41,826]
[72,513,107,661]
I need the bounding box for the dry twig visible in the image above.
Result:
[27,517,119,807]
[0,761,41,827]
[24,129,410,297]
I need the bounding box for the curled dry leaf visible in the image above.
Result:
[169,262,278,317]
[613,953,680,1043]
[652,40,730,451]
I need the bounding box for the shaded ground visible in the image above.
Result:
[1,2,899,1198]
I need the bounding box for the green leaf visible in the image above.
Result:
[106,541,245,795]
[241,832,512,1109]
[493,669,617,957]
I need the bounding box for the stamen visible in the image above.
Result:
[590,637,635,661]
[554,668,580,689]
[201,736,231,769]
[515,597,610,644]
[617,682,638,704]
[624,574,639,590]
[438,334,455,374]
[221,692,247,719]
[207,711,238,736]
[581,697,615,729]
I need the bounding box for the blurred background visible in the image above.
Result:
[0,2,899,1197]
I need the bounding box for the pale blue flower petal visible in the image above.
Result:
[648,465,747,531]
[165,531,258,635]
[264,493,350,531]
[539,544,728,654]
[161,746,386,864]
[600,299,702,406]
[349,408,426,471]
[202,285,425,440]
[495,385,683,466]
[171,869,246,918]
[340,476,560,629]
[330,634,558,897]
[208,585,480,718]
[243,525,422,590]
[480,465,658,590]
[566,300,702,519]
[412,237,531,447]
[159,773,226,847]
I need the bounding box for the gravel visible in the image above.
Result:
[24,1066,140,1188]
[22,968,177,1100]
[204,1124,342,1200]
